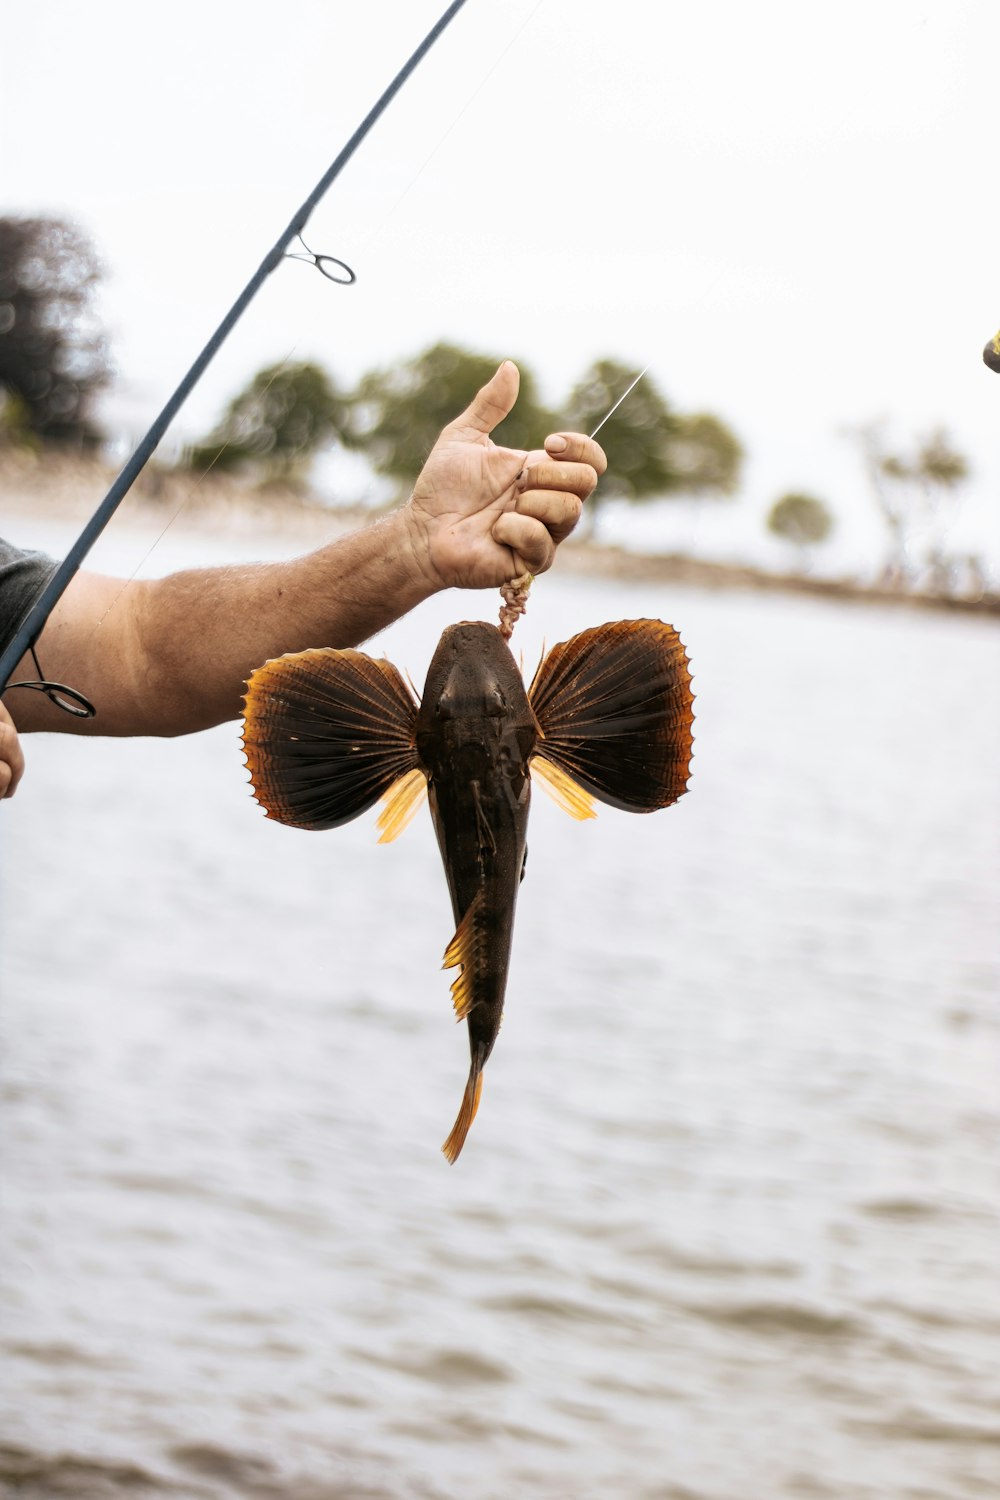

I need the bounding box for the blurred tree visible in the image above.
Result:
[348,343,555,487]
[849,422,906,583]
[767,491,833,566]
[849,422,969,588]
[0,216,111,446]
[563,360,742,529]
[912,428,969,591]
[670,411,744,495]
[0,389,32,444]
[187,360,350,479]
[564,360,677,503]
[915,427,968,494]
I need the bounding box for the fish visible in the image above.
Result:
[241,618,694,1161]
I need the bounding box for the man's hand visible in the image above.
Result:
[402,360,606,590]
[0,700,25,798]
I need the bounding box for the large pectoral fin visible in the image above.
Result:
[528,620,694,814]
[242,648,420,830]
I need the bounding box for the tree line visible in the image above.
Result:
[186,347,744,532]
[1,214,982,592]
[0,217,742,533]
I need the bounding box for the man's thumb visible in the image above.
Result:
[450,360,520,438]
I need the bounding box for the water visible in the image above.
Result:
[2,544,999,1499]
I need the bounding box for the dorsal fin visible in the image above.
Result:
[528,620,694,813]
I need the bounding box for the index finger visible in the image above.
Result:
[544,432,608,477]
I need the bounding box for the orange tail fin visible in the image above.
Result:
[441,1064,484,1164]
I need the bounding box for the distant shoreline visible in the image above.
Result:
[555,541,1000,617]
[4,450,998,618]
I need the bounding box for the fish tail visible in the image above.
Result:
[441,1058,485,1165]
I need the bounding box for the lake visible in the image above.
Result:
[2,535,998,1500]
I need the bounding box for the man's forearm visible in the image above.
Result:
[132,511,434,734]
[14,510,435,737]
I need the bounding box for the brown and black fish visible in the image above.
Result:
[241,619,694,1162]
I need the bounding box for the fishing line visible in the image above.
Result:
[589,365,649,439]
[0,0,473,706]
[145,0,547,578]
[2,0,557,709]
[498,365,651,640]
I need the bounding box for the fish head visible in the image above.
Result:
[419,622,526,725]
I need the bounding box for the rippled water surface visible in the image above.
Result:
[2,543,999,1499]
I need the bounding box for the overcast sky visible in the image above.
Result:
[3,0,998,574]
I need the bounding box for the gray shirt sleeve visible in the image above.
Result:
[0,537,59,658]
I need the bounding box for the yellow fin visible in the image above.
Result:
[442,890,485,1021]
[531,753,597,821]
[442,1066,484,1164]
[376,767,428,843]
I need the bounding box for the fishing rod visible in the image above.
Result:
[0,0,471,703]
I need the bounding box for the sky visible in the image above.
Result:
[2,0,999,577]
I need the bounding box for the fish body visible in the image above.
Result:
[241,618,695,1161]
[415,624,536,1155]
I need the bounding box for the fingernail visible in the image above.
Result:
[547,435,567,453]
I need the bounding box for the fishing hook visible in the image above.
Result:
[0,0,471,710]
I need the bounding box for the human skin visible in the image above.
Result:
[0,701,25,797]
[4,362,605,743]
